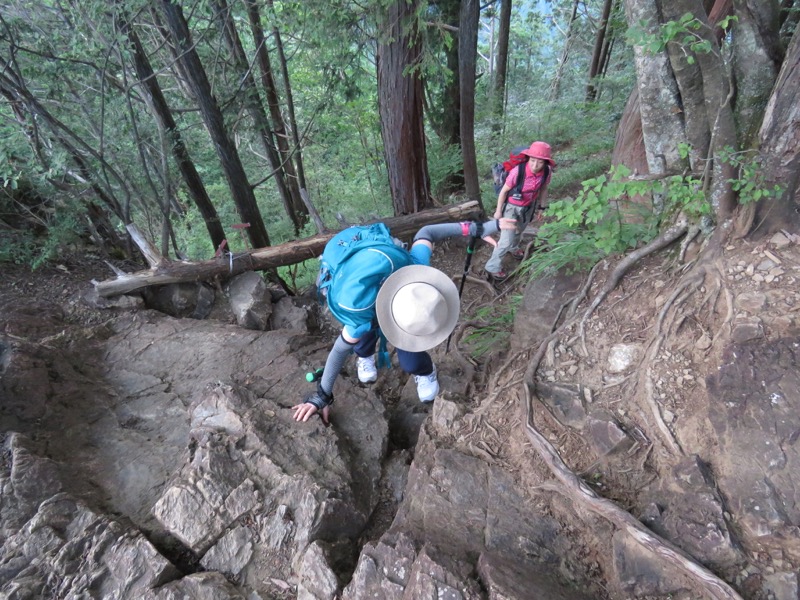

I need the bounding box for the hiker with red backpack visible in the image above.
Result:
[485,141,556,281]
[293,217,517,425]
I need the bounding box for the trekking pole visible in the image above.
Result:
[446,222,482,353]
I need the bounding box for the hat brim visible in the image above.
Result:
[376,265,460,352]
[520,150,556,167]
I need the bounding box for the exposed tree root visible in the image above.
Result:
[452,273,497,296]
[578,221,689,354]
[522,379,743,600]
[498,219,747,598]
[567,259,605,320]
[644,366,683,456]
[679,224,701,263]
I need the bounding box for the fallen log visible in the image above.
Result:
[95,201,483,298]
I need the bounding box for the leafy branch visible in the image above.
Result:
[627,13,738,64]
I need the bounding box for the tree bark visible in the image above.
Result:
[211,0,299,233]
[492,0,512,129]
[266,0,308,192]
[377,0,433,215]
[459,0,483,207]
[117,10,227,252]
[158,0,270,249]
[666,0,738,216]
[441,0,462,149]
[659,0,712,171]
[731,0,783,145]
[755,24,800,234]
[549,0,580,101]
[586,0,614,101]
[424,0,463,195]
[245,0,307,228]
[95,201,483,297]
[624,0,688,175]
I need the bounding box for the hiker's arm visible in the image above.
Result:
[413,218,516,249]
[494,184,511,219]
[534,187,549,221]
[293,332,357,423]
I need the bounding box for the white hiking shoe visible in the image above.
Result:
[357,355,378,383]
[414,367,439,403]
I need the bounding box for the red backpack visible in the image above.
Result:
[491,146,528,191]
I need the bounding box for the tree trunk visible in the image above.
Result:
[459,0,483,207]
[424,0,463,195]
[620,0,785,223]
[492,0,512,130]
[731,0,783,145]
[95,201,483,297]
[755,25,800,234]
[549,0,580,102]
[377,0,433,215]
[0,69,128,221]
[210,0,300,233]
[443,0,462,149]
[623,0,689,174]
[245,0,308,228]
[664,0,738,216]
[117,10,227,253]
[266,0,308,192]
[586,0,615,101]
[159,0,270,249]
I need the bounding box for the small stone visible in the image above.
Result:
[757,259,776,271]
[732,317,764,343]
[752,274,764,282]
[770,232,791,247]
[607,343,641,373]
[696,334,712,350]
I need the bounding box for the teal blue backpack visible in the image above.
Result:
[317,223,413,333]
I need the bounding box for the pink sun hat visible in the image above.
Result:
[521,141,556,168]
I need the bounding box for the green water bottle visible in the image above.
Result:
[305,368,324,383]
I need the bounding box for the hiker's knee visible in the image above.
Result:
[397,350,433,375]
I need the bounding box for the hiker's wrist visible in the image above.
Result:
[305,383,334,409]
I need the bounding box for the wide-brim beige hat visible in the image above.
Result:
[376,265,460,352]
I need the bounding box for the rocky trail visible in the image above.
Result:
[1,227,800,599]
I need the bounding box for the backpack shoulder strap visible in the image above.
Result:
[512,162,527,195]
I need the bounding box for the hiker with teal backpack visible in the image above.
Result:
[293,217,517,424]
[485,141,556,281]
